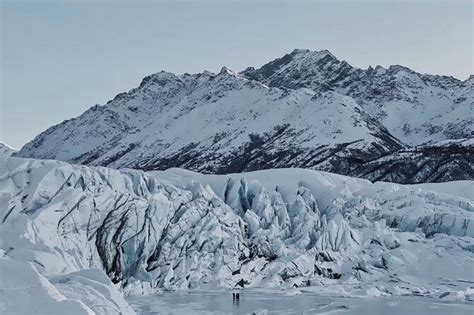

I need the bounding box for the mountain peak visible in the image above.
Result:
[290,48,310,55]
[138,70,178,88]
[218,66,239,76]
[388,64,415,74]
[315,49,337,60]
[290,48,338,61]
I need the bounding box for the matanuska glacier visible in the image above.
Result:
[1,146,473,313]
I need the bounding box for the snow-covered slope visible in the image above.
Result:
[0,142,16,157]
[16,49,473,184]
[1,154,473,311]
[352,138,474,183]
[0,257,134,314]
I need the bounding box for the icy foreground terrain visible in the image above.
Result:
[1,153,473,313]
[127,290,474,314]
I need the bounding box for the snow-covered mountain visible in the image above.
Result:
[17,68,403,175]
[242,49,474,145]
[1,153,473,312]
[17,49,473,183]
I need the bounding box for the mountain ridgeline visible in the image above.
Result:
[17,49,473,184]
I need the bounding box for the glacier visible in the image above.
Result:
[1,150,473,313]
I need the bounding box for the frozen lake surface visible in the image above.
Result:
[127,290,474,314]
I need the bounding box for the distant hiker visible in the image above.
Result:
[236,292,240,300]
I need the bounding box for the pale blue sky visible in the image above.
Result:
[1,0,473,149]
